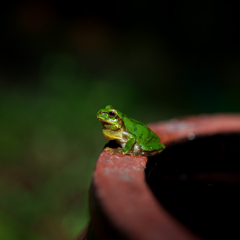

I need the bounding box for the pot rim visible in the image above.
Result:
[89,114,240,240]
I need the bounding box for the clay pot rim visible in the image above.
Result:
[90,114,240,240]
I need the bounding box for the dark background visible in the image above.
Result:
[1,1,240,239]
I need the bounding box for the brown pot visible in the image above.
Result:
[79,114,240,240]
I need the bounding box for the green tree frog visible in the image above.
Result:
[97,105,165,157]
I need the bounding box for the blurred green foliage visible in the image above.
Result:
[0,53,178,240]
[1,1,240,240]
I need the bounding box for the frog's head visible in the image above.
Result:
[97,105,123,130]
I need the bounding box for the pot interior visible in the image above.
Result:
[146,133,240,239]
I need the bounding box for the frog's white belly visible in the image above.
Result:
[116,130,128,148]
[116,139,126,148]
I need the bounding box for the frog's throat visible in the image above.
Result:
[102,128,124,141]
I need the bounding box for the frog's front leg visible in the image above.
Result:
[123,134,135,154]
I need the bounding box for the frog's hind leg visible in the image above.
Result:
[132,141,142,155]
[122,140,141,156]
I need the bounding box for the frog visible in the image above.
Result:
[96,105,165,157]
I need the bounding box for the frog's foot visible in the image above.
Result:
[104,147,146,156]
[122,150,145,156]
[104,147,136,156]
[104,147,124,155]
[104,146,114,151]
[122,151,131,156]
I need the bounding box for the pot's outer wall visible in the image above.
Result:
[88,114,240,240]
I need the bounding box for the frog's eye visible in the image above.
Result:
[108,110,117,118]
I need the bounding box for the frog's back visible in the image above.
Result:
[123,116,164,151]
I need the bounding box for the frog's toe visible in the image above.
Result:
[104,147,124,155]
[104,147,113,151]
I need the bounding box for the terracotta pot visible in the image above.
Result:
[79,114,240,240]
